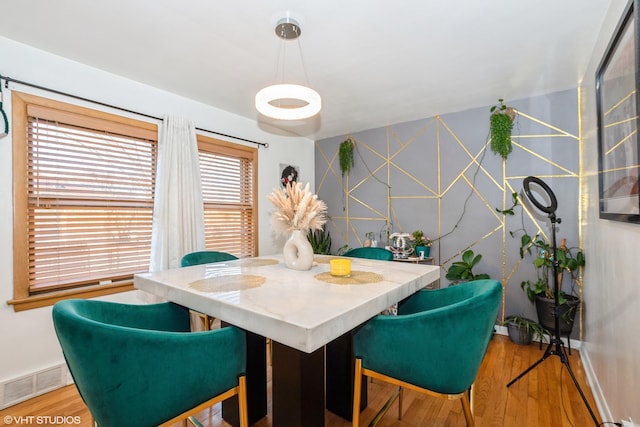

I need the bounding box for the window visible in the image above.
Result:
[10,92,158,310]
[198,136,257,258]
[10,92,258,311]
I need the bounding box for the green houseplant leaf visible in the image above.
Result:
[489,99,515,160]
[445,249,491,282]
[339,137,355,177]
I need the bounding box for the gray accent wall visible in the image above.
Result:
[316,89,581,334]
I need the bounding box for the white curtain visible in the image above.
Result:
[149,115,205,272]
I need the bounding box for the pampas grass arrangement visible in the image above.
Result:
[267,182,328,236]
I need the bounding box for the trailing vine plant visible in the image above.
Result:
[489,99,516,159]
[339,137,355,177]
[496,191,520,216]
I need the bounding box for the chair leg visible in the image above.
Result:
[461,389,475,427]
[189,310,213,331]
[352,358,363,427]
[238,375,249,427]
[186,416,204,427]
[398,387,403,420]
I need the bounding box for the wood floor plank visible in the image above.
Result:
[0,335,603,427]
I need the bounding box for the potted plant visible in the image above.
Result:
[339,137,355,177]
[411,229,432,258]
[489,99,516,160]
[308,225,332,255]
[445,249,491,283]
[503,315,549,346]
[517,233,585,339]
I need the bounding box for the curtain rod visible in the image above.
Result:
[1,75,269,148]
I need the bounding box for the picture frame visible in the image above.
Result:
[279,164,300,188]
[596,0,640,223]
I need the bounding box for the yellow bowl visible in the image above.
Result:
[330,258,351,277]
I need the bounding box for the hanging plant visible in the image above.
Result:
[339,137,355,177]
[489,99,516,160]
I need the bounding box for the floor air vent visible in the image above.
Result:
[1,364,69,409]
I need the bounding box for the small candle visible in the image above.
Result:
[330,258,351,277]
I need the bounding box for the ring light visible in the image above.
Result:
[523,176,557,214]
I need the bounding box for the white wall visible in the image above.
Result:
[0,36,314,391]
[580,1,640,424]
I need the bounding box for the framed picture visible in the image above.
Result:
[596,0,640,223]
[279,164,300,188]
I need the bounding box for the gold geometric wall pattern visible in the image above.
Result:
[316,89,582,336]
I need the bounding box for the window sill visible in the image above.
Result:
[7,281,135,312]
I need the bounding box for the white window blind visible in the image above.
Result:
[26,111,157,293]
[199,139,257,258]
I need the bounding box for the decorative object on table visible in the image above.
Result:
[388,232,414,259]
[503,315,549,346]
[411,229,432,258]
[279,163,299,188]
[339,137,355,177]
[596,0,640,223]
[329,258,351,277]
[364,231,378,247]
[445,249,490,283]
[267,182,327,270]
[314,270,383,285]
[489,98,516,160]
[237,258,279,267]
[190,275,266,292]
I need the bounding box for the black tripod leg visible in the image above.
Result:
[506,341,553,388]
[558,346,600,426]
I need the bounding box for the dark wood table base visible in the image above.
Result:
[223,327,367,427]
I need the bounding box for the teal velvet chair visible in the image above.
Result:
[352,279,501,426]
[52,299,248,427]
[181,250,238,330]
[180,250,238,267]
[342,247,394,261]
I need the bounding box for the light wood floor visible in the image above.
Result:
[0,335,602,426]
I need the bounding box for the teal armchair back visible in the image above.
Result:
[53,300,248,427]
[352,279,501,425]
[342,247,394,261]
[181,250,238,267]
[180,250,238,330]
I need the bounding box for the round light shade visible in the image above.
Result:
[255,84,321,120]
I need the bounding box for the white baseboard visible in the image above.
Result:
[494,324,582,349]
[580,345,615,424]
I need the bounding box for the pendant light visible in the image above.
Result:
[255,17,321,120]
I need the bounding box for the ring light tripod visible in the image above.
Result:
[506,177,599,426]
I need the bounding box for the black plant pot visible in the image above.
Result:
[534,294,579,335]
[506,323,532,346]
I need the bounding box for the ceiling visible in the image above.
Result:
[1,0,611,141]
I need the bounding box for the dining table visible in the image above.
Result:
[134,254,441,427]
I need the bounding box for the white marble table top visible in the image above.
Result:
[134,254,441,353]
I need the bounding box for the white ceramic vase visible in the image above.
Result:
[283,229,314,270]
